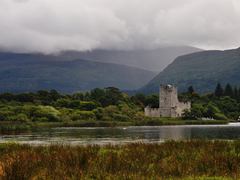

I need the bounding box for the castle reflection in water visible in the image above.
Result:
[142,126,192,141]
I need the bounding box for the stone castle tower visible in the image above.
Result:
[145,85,191,118]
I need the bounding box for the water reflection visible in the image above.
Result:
[158,127,191,140]
[1,123,240,145]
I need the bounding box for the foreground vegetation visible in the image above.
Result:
[1,83,240,132]
[0,140,240,179]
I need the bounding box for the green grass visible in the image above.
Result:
[134,118,228,126]
[0,140,240,179]
[0,119,229,133]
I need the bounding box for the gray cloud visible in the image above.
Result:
[0,0,239,54]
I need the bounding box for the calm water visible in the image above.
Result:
[1,123,240,145]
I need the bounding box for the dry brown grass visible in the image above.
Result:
[0,141,239,179]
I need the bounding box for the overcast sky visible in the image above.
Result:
[0,0,240,54]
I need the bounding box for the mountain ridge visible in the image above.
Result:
[0,52,156,93]
[140,47,240,94]
[59,46,202,72]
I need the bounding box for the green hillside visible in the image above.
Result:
[0,52,156,93]
[141,47,240,94]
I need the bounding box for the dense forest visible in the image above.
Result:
[0,83,239,131]
[181,83,240,120]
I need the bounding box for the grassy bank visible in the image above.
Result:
[0,119,229,133]
[0,140,239,179]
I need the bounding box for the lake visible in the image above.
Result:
[1,123,240,145]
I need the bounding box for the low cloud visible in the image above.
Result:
[0,0,239,54]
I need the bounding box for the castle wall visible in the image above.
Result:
[144,107,160,117]
[176,102,191,117]
[159,108,172,117]
[145,84,191,118]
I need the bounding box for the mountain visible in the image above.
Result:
[60,46,202,72]
[0,52,156,93]
[140,47,240,94]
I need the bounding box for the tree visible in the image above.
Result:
[145,94,159,108]
[183,104,204,120]
[55,98,70,107]
[90,88,106,103]
[233,87,239,100]
[102,87,124,107]
[49,89,61,101]
[204,103,220,118]
[80,101,98,111]
[214,83,224,97]
[131,93,146,107]
[72,92,84,101]
[16,93,35,102]
[188,86,195,94]
[0,93,15,101]
[238,88,240,102]
[224,83,233,97]
[84,92,91,101]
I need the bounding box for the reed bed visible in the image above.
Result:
[0,140,240,179]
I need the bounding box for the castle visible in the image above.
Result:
[145,85,191,118]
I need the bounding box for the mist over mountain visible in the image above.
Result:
[60,46,202,72]
[0,52,156,93]
[140,47,240,94]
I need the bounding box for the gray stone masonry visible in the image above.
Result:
[145,85,191,118]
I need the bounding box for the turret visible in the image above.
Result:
[159,84,178,109]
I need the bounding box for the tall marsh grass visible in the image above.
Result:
[0,140,240,179]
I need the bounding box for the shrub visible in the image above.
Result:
[32,117,49,122]
[12,114,30,122]
[55,98,70,108]
[68,100,81,109]
[213,113,228,120]
[112,113,130,122]
[70,110,96,121]
[93,107,104,120]
[0,110,15,121]
[80,101,98,111]
[33,106,61,122]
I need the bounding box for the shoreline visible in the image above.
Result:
[0,119,229,133]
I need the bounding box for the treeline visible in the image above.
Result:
[0,83,239,125]
[0,87,158,109]
[181,83,240,120]
[214,83,240,100]
[0,87,160,124]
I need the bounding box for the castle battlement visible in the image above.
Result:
[145,84,191,118]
